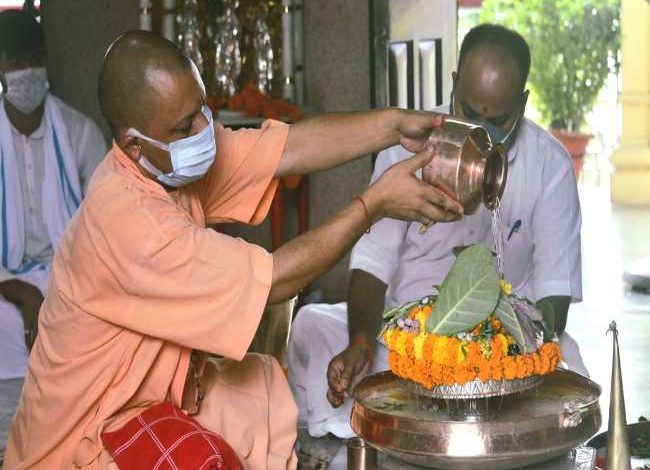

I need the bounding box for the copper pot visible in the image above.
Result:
[422,117,508,214]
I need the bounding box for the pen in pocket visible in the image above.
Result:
[507,220,522,241]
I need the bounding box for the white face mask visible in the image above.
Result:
[127,105,216,188]
[2,67,49,114]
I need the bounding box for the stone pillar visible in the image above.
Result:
[301,0,373,300]
[42,0,139,141]
[611,0,650,204]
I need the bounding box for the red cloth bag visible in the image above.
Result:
[101,402,244,470]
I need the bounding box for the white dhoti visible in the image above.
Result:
[0,267,49,379]
[287,302,589,439]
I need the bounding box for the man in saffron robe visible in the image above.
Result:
[5,31,463,469]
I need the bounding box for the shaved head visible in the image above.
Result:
[99,30,209,177]
[98,30,194,137]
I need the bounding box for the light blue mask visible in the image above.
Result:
[450,94,522,148]
[480,118,520,147]
[128,105,216,188]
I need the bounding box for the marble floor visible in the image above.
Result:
[567,168,650,431]
[0,379,21,460]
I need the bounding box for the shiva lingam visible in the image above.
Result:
[350,322,641,469]
[350,245,603,469]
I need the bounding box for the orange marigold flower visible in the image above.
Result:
[491,362,504,381]
[415,310,428,329]
[446,337,461,367]
[503,356,517,380]
[432,336,449,365]
[515,356,527,379]
[467,341,482,365]
[478,368,490,382]
[395,331,408,356]
[413,333,426,360]
[386,325,560,388]
[405,333,416,360]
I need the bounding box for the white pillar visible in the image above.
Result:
[611,0,650,204]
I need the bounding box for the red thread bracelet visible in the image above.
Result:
[352,336,373,364]
[353,195,372,233]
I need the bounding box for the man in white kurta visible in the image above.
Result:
[287,24,587,438]
[0,10,106,379]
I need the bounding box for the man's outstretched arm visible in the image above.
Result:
[277,108,444,177]
[269,149,462,302]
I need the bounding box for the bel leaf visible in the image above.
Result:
[494,292,529,353]
[426,244,500,334]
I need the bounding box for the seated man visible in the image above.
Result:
[0,10,106,379]
[287,23,588,439]
[5,31,463,469]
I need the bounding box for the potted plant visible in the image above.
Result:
[481,0,621,177]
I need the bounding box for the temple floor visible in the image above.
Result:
[568,169,650,432]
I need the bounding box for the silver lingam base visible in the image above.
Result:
[397,374,545,421]
[352,369,601,470]
[398,374,544,400]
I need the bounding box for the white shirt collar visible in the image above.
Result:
[506,122,524,164]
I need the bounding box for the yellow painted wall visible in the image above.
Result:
[611,0,650,204]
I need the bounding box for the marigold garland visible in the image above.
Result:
[208,84,304,121]
[384,303,561,388]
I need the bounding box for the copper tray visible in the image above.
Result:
[351,369,601,469]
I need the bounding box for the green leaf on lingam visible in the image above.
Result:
[494,292,528,353]
[426,244,500,334]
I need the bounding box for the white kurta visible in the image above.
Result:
[287,115,587,438]
[0,96,106,379]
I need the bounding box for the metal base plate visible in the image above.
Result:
[352,369,601,470]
